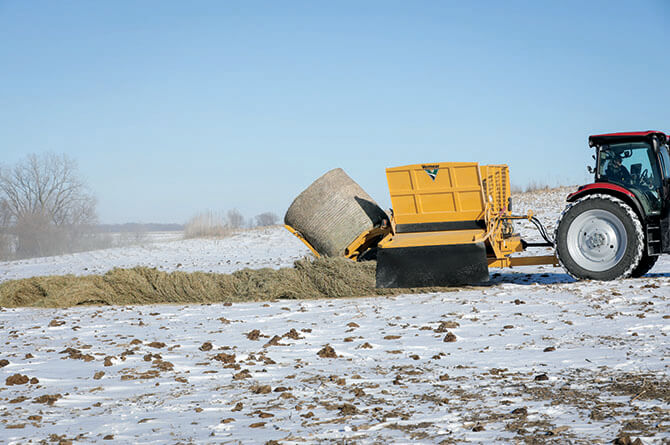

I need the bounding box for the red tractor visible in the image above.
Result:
[556,131,670,279]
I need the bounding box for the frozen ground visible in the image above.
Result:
[1,188,669,443]
[1,281,668,443]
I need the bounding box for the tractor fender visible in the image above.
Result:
[566,183,645,221]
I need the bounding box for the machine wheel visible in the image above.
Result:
[555,194,644,280]
[630,253,659,277]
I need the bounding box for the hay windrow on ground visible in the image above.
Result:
[0,258,455,308]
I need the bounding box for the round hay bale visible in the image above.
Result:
[284,168,387,257]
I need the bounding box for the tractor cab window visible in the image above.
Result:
[598,142,662,213]
[659,143,670,179]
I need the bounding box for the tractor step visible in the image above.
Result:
[646,224,662,255]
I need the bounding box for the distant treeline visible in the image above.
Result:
[96,223,184,233]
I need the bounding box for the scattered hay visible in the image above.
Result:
[0,257,457,308]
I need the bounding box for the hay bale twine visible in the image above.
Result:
[285,168,387,257]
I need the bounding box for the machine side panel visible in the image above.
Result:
[386,162,486,225]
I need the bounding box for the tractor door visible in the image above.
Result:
[597,142,663,215]
[658,143,670,253]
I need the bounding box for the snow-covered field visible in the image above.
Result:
[0,228,310,284]
[1,189,668,443]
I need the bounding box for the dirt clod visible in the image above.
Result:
[317,345,337,358]
[435,321,459,332]
[246,329,261,341]
[252,385,272,394]
[233,369,251,380]
[6,373,29,385]
[60,347,94,362]
[213,353,236,364]
[33,394,62,405]
[199,342,213,351]
[153,360,174,371]
[613,436,643,445]
[283,328,303,339]
[339,403,358,415]
[264,335,284,347]
[443,332,457,342]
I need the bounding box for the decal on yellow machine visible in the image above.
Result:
[422,165,439,181]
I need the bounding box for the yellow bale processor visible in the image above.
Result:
[285,163,557,287]
[375,162,556,287]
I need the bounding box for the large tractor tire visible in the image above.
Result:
[630,253,659,278]
[555,194,644,280]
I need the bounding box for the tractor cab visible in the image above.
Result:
[593,132,670,209]
[592,133,667,215]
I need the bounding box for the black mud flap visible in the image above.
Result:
[375,242,489,288]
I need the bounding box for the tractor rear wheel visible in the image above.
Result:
[630,253,659,277]
[555,194,644,280]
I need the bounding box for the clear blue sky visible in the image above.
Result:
[1,1,668,223]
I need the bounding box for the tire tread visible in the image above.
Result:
[554,194,644,280]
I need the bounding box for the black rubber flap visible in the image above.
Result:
[375,242,489,288]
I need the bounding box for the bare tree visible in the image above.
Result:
[0,153,98,258]
[254,211,278,227]
[0,199,12,259]
[225,209,245,229]
[184,210,230,238]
